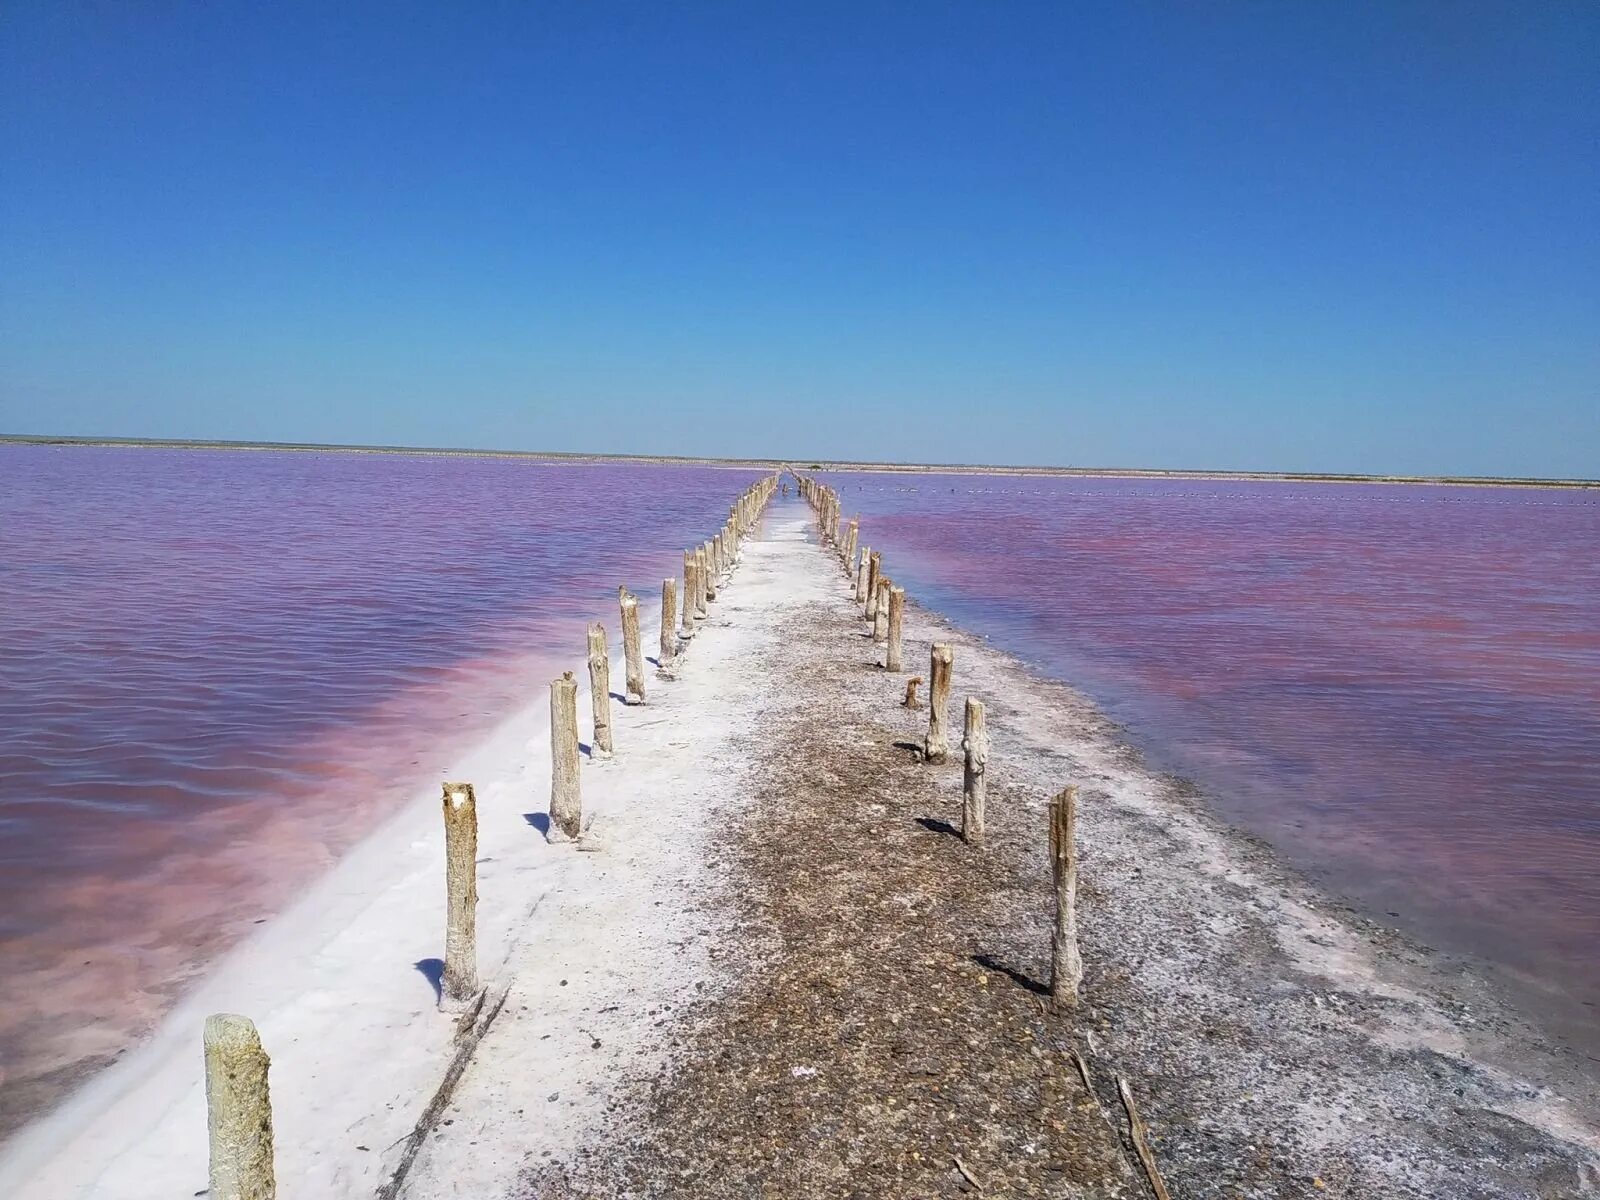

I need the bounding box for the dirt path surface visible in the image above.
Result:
[510,507,1598,1200]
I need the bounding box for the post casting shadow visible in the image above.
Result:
[972,953,1049,996]
[524,812,551,836]
[415,958,445,1004]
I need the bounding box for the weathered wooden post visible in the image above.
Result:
[903,676,923,708]
[885,585,905,671]
[659,578,678,675]
[702,542,717,603]
[620,587,646,704]
[961,701,986,843]
[441,782,479,998]
[856,553,869,604]
[681,553,697,636]
[695,547,711,616]
[873,578,892,643]
[925,643,953,762]
[585,624,614,758]
[550,671,582,839]
[713,531,725,577]
[866,551,882,619]
[1050,786,1082,1007]
[204,1013,276,1200]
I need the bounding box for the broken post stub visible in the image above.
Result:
[550,671,582,840]
[924,642,954,762]
[962,700,986,843]
[659,577,678,676]
[903,676,923,708]
[1050,785,1082,1007]
[586,624,614,758]
[620,587,646,704]
[441,782,479,1002]
[204,1013,276,1200]
[884,584,905,668]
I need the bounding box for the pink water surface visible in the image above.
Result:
[823,472,1600,1051]
[0,445,762,1131]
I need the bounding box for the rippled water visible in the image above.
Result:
[0,446,761,1131]
[822,472,1600,1050]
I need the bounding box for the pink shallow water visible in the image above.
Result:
[823,472,1600,1050]
[0,446,762,1129]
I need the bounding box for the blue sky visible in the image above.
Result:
[2,3,1595,476]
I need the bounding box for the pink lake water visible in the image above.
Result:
[820,471,1600,1054]
[0,445,763,1133]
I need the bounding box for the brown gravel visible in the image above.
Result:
[519,579,1144,1198]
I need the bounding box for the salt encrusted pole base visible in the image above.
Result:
[204,1013,276,1200]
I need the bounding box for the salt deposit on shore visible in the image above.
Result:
[4,501,1596,1199]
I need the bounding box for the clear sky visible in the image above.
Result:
[2,3,1596,476]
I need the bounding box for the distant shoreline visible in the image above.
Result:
[4,432,1596,489]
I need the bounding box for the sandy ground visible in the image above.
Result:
[5,501,1597,1198]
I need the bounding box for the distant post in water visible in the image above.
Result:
[204,1013,276,1200]
[441,782,479,999]
[586,624,614,758]
[659,578,678,674]
[961,701,986,843]
[924,643,954,762]
[1050,786,1082,1007]
[550,671,582,839]
[619,587,646,704]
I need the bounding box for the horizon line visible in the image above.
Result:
[3,431,1596,489]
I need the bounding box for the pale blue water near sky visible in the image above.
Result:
[821,470,1600,1054]
[0,446,764,1132]
[3,3,1597,475]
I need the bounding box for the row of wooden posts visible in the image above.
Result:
[798,476,1178,1199]
[795,475,1082,1007]
[200,474,781,1200]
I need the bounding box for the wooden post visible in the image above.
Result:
[925,643,953,762]
[1050,786,1082,1006]
[659,577,678,674]
[903,676,923,708]
[713,531,725,577]
[856,554,869,604]
[441,782,479,999]
[681,553,697,636]
[884,585,906,671]
[962,701,986,843]
[620,587,646,704]
[549,671,581,839]
[204,1014,276,1200]
[702,543,717,603]
[873,578,892,643]
[866,551,882,618]
[586,624,614,758]
[695,547,710,616]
